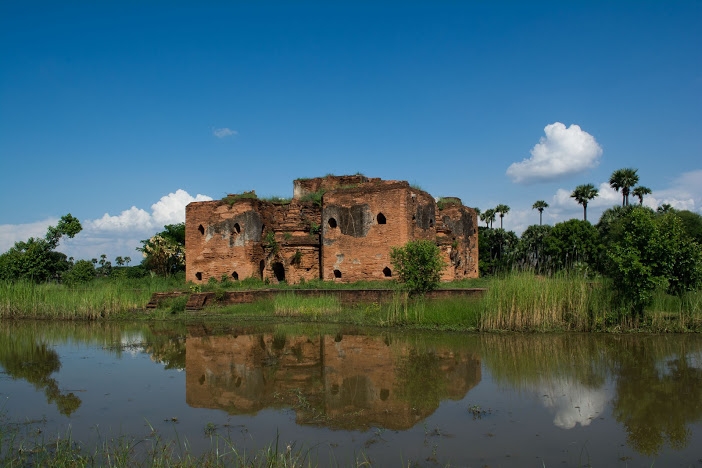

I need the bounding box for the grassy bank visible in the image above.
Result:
[0,276,183,319]
[2,273,701,332]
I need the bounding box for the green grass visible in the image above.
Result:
[0,276,183,320]
[3,272,701,332]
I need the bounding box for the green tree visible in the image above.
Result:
[604,207,702,320]
[675,210,702,245]
[543,219,601,273]
[514,224,552,273]
[532,200,549,226]
[571,183,599,221]
[495,204,510,229]
[0,214,82,283]
[609,168,639,207]
[390,240,445,295]
[632,186,652,205]
[138,223,186,277]
[480,208,496,228]
[62,259,96,285]
[478,227,519,276]
[115,256,125,267]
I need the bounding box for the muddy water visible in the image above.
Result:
[1,320,701,466]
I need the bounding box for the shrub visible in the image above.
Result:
[390,240,445,295]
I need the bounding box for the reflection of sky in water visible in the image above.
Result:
[534,377,612,429]
[120,331,145,357]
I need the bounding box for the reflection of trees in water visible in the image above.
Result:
[0,327,80,416]
[612,337,702,456]
[395,349,447,412]
[480,333,702,455]
[480,334,609,390]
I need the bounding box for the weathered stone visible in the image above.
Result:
[185,175,479,284]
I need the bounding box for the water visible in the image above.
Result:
[1,320,701,466]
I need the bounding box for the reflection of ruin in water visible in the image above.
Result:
[185,328,481,430]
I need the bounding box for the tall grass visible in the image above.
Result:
[477,272,612,331]
[0,276,181,319]
[274,293,341,318]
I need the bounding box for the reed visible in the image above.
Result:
[477,272,610,331]
[0,277,181,320]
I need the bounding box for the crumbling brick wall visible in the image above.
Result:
[185,175,479,284]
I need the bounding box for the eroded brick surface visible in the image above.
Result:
[185,176,478,284]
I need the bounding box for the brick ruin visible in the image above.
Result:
[185,175,478,284]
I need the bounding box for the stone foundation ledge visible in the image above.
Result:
[146,288,486,311]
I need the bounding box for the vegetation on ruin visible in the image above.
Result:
[221,190,258,206]
[299,188,326,206]
[436,197,462,210]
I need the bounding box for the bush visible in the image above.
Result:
[390,240,445,295]
[62,260,96,285]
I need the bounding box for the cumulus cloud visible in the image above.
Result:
[535,377,612,429]
[0,190,213,261]
[507,122,603,184]
[213,127,237,138]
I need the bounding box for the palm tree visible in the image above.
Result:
[632,186,652,206]
[609,168,639,206]
[532,200,549,226]
[571,183,599,221]
[495,204,510,229]
[480,209,496,228]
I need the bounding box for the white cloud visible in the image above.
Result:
[507,122,603,184]
[0,218,58,251]
[0,190,213,262]
[213,127,237,138]
[534,377,611,429]
[152,189,212,226]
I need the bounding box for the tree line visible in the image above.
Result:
[0,219,186,285]
[477,167,702,322]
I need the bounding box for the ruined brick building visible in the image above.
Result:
[185,175,478,284]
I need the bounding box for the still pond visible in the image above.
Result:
[1,320,701,467]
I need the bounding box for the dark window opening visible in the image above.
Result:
[195,272,203,281]
[259,260,265,279]
[233,223,241,234]
[328,218,337,228]
[272,262,286,282]
[261,224,266,235]
[232,271,239,280]
[333,269,342,278]
[377,212,386,224]
[198,225,205,235]
[380,389,390,401]
[383,267,392,277]
[429,218,434,227]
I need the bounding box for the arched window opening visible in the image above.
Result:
[259,260,265,279]
[429,218,434,227]
[377,212,386,224]
[383,267,392,277]
[333,269,342,278]
[232,271,239,280]
[272,262,286,282]
[195,272,203,281]
[233,223,241,234]
[380,389,390,401]
[198,225,205,235]
[328,218,337,228]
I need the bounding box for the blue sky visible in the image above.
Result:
[1,1,700,262]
